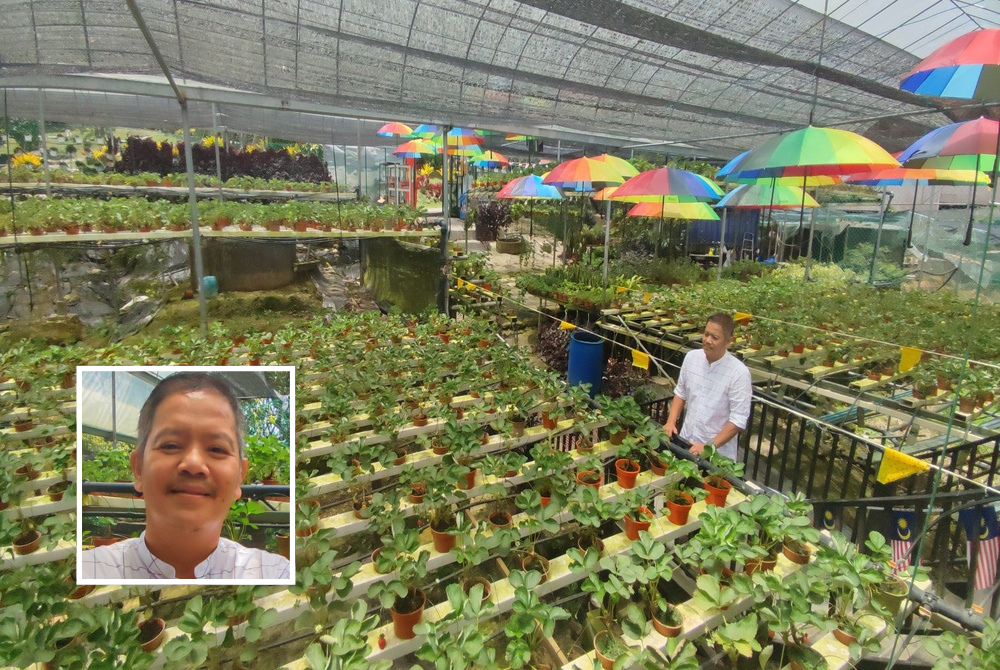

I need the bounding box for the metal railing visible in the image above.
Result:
[640,391,1000,614]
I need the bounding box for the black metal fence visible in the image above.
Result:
[640,392,1000,612]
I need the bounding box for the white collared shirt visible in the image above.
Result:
[674,348,753,460]
[80,531,290,580]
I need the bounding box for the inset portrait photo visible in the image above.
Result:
[76,367,295,585]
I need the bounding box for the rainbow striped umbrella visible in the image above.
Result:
[497,175,562,200]
[901,28,1000,100]
[410,124,440,138]
[627,201,719,220]
[377,122,414,138]
[611,168,723,202]
[845,167,989,187]
[730,126,898,178]
[542,157,626,189]
[393,140,436,158]
[719,152,841,186]
[592,154,639,179]
[505,133,532,141]
[445,128,484,145]
[472,151,509,169]
[716,183,819,209]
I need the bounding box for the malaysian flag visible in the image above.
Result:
[890,509,917,573]
[959,507,1000,591]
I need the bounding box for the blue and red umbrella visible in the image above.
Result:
[901,28,1000,99]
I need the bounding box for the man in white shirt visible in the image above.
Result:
[664,313,752,462]
[81,372,290,580]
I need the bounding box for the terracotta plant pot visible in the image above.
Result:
[488,511,512,530]
[13,418,33,433]
[744,555,778,576]
[138,618,166,653]
[541,413,559,430]
[511,418,526,437]
[832,626,857,646]
[390,588,426,640]
[578,535,605,555]
[92,536,120,547]
[615,459,641,489]
[782,540,811,565]
[459,468,477,490]
[648,456,668,476]
[430,526,456,553]
[372,548,391,575]
[594,631,624,670]
[704,476,732,507]
[608,430,627,446]
[651,605,682,637]
[873,574,908,614]
[67,570,96,600]
[520,553,550,583]
[12,530,41,555]
[666,492,694,525]
[577,470,603,489]
[624,506,654,540]
[462,577,492,603]
[408,484,426,504]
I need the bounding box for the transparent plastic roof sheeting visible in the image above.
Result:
[0,0,973,157]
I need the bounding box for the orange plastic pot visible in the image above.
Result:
[624,506,654,540]
[615,459,641,489]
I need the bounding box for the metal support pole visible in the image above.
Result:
[181,103,207,335]
[717,207,728,280]
[441,126,452,315]
[211,103,224,202]
[869,188,889,284]
[918,186,936,289]
[38,90,50,197]
[556,140,561,162]
[602,197,612,291]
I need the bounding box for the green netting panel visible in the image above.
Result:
[362,238,441,314]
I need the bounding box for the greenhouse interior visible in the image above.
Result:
[3,0,1000,668]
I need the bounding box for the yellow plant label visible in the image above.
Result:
[632,350,650,370]
[877,448,929,485]
[899,346,922,374]
[559,321,576,330]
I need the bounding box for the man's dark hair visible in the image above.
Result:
[707,312,735,340]
[136,372,247,460]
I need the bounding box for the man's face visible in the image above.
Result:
[702,321,732,362]
[130,389,247,535]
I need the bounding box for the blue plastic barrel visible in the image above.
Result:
[567,330,604,396]
[201,275,219,298]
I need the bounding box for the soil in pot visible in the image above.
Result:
[651,603,683,637]
[390,588,426,640]
[488,511,512,530]
[138,618,166,653]
[13,529,41,555]
[521,553,550,583]
[577,470,603,489]
[615,459,641,489]
[594,631,630,670]
[782,539,812,565]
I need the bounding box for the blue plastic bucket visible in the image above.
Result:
[201,275,219,298]
[567,330,604,396]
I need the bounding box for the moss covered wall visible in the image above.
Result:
[361,238,440,314]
